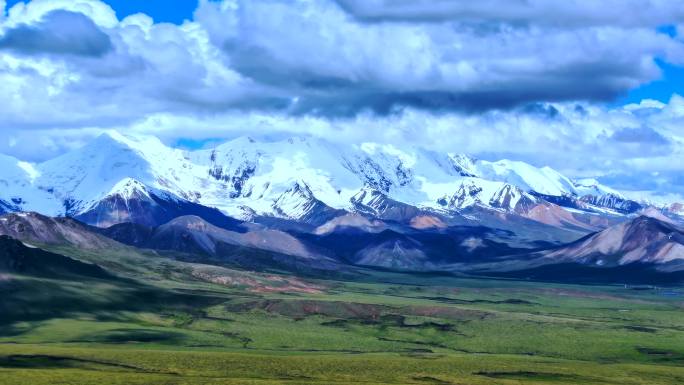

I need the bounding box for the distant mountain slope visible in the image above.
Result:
[298,223,545,271]
[101,216,341,273]
[467,216,684,284]
[542,216,684,266]
[151,216,323,259]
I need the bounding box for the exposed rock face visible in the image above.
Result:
[518,202,600,232]
[270,182,344,226]
[579,193,643,214]
[351,187,421,222]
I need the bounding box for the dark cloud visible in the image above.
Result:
[0,10,112,57]
[521,103,560,118]
[289,89,607,116]
[226,64,649,115]
[599,170,684,195]
[334,0,684,28]
[610,126,671,145]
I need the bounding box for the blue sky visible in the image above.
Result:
[6,0,199,24]
[0,0,683,201]
[618,61,684,105]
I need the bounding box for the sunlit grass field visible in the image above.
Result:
[1,245,683,384]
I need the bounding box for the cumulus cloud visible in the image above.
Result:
[0,0,682,200]
[196,0,684,113]
[0,0,265,132]
[1,0,683,122]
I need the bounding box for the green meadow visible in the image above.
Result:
[1,245,683,384]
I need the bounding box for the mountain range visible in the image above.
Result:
[1,131,674,224]
[0,131,683,281]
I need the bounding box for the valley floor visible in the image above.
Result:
[2,344,684,385]
[2,264,684,385]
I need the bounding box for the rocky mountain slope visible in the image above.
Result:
[541,216,684,267]
[0,212,116,249]
[2,208,684,282]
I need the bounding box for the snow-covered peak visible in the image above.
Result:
[573,178,622,198]
[36,132,156,205]
[97,130,167,148]
[105,178,152,200]
[476,159,576,196]
[35,130,207,214]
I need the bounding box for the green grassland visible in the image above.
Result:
[1,244,683,384]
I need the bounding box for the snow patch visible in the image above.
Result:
[17,161,40,181]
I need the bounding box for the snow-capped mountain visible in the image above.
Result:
[439,179,536,212]
[0,153,60,214]
[0,131,648,229]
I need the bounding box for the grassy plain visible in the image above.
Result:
[1,245,683,384]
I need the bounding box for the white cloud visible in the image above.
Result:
[1,0,683,123]
[1,0,679,125]
[195,0,684,113]
[0,0,266,132]
[0,0,682,199]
